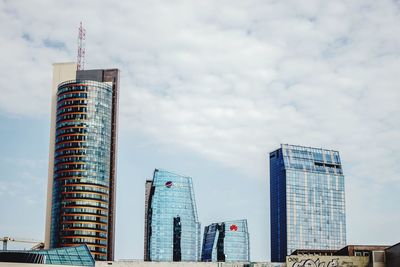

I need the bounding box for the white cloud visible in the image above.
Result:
[0,0,399,260]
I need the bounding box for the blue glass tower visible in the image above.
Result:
[270,144,346,262]
[201,219,250,262]
[144,169,201,261]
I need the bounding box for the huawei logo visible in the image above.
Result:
[230,224,238,231]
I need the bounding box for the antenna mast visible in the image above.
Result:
[77,22,86,70]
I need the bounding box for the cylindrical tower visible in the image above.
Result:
[50,80,113,261]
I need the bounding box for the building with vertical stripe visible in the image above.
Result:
[270,144,346,262]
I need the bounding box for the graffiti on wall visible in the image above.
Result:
[287,257,359,267]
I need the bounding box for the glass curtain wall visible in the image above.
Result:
[270,144,346,262]
[147,169,201,261]
[50,80,113,260]
[201,220,250,262]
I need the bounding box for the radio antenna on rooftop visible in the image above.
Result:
[77,22,86,70]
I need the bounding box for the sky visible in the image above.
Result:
[0,0,400,262]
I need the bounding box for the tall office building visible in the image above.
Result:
[270,144,346,262]
[144,169,201,262]
[201,219,250,262]
[44,63,119,261]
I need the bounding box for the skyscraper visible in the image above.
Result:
[270,144,346,262]
[201,219,250,262]
[144,169,201,262]
[44,63,119,261]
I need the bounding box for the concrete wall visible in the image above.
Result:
[44,62,77,249]
[286,255,369,267]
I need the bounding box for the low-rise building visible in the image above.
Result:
[287,244,396,267]
[286,255,369,267]
[0,244,94,266]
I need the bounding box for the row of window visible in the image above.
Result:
[62,222,107,230]
[57,105,87,114]
[55,165,110,175]
[57,99,87,109]
[56,132,110,141]
[56,135,87,143]
[62,208,108,217]
[62,215,108,223]
[62,193,108,201]
[62,199,108,208]
[55,163,108,172]
[62,230,107,238]
[58,92,88,101]
[55,142,88,150]
[55,149,110,158]
[58,84,87,94]
[55,177,109,187]
[55,156,88,163]
[57,114,87,123]
[56,127,87,136]
[60,237,107,246]
[63,185,108,194]
[55,141,110,150]
[55,159,109,168]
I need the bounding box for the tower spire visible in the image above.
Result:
[77,22,86,70]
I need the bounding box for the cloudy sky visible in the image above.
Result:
[0,0,400,261]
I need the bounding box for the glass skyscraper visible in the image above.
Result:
[201,219,250,262]
[144,169,201,262]
[45,63,119,261]
[270,144,346,262]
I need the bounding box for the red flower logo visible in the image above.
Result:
[230,224,238,231]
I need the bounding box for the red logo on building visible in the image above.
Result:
[165,181,173,188]
[230,224,238,231]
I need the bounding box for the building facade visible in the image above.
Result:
[144,169,201,262]
[45,63,120,261]
[290,244,390,267]
[286,255,369,267]
[270,144,346,262]
[201,220,250,262]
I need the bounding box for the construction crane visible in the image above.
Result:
[1,237,44,251]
